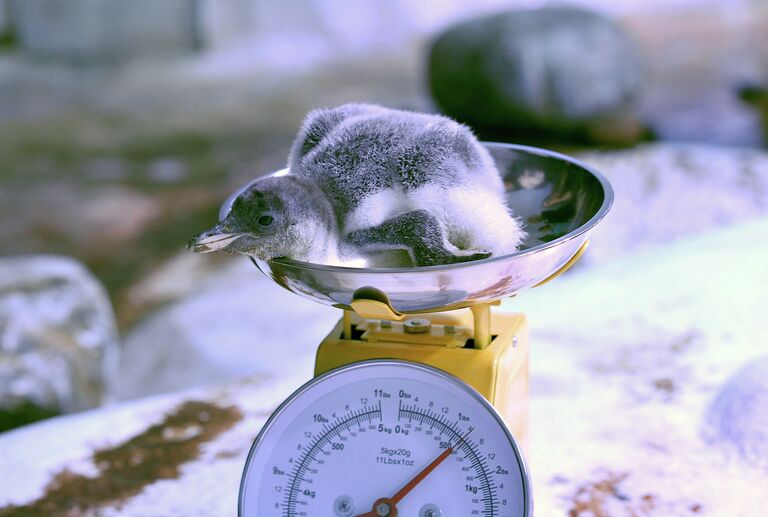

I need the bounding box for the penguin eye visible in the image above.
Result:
[257,215,274,227]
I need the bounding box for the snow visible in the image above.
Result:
[514,217,768,515]
[577,143,768,264]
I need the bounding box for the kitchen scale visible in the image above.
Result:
[228,143,613,516]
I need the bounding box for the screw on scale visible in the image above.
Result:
[403,318,431,334]
[334,495,355,516]
[420,504,441,517]
[375,500,393,516]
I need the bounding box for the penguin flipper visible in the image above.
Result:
[345,209,491,267]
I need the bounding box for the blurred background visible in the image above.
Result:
[3,0,768,431]
[2,0,768,514]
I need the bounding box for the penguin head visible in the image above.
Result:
[188,175,334,260]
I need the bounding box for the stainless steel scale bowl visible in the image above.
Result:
[220,142,613,314]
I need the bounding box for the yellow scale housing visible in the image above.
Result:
[314,240,588,453]
[315,307,530,450]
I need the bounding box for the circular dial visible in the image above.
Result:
[239,360,531,516]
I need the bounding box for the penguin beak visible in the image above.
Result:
[188,223,248,253]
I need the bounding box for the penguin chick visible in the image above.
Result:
[189,174,339,263]
[189,103,526,266]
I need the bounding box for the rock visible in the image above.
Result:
[109,256,338,401]
[575,143,768,264]
[705,356,768,470]
[3,218,768,514]
[0,255,119,429]
[428,7,645,144]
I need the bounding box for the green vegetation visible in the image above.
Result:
[0,26,16,51]
[0,402,59,433]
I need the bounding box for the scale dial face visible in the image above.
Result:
[239,360,531,517]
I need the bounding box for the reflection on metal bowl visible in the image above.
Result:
[220,142,613,313]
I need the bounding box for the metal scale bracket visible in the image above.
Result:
[343,240,589,349]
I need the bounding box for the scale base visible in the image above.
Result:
[314,309,529,451]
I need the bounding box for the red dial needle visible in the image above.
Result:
[355,428,473,517]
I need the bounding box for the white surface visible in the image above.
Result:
[2,217,768,514]
[578,143,768,264]
[111,259,338,400]
[0,373,302,514]
[514,217,768,515]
